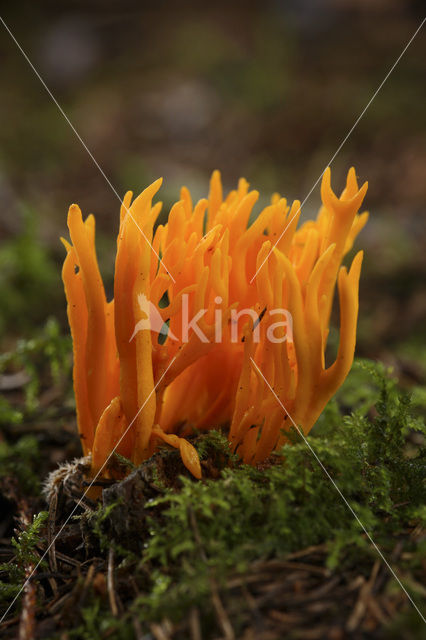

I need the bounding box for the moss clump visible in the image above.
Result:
[0,214,62,340]
[0,318,71,414]
[2,359,425,638]
[0,436,41,496]
[85,360,425,631]
[0,320,73,497]
[0,511,48,603]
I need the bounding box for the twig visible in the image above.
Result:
[0,614,20,630]
[251,559,331,577]
[47,489,58,574]
[366,595,390,626]
[78,564,95,608]
[150,621,171,640]
[132,616,144,640]
[285,544,328,560]
[189,607,202,640]
[47,591,75,615]
[107,547,119,616]
[188,507,235,640]
[346,560,380,632]
[18,500,37,640]
[51,551,80,567]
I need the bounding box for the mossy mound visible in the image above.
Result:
[1,357,425,638]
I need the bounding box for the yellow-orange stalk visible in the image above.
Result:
[62,167,368,479]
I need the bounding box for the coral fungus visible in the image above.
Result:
[62,168,368,479]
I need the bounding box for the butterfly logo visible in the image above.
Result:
[129,294,178,342]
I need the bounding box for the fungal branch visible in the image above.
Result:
[62,167,368,479]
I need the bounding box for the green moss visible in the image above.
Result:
[2,359,425,636]
[0,319,72,495]
[0,436,41,496]
[0,318,71,413]
[0,511,48,604]
[102,360,424,626]
[0,213,62,340]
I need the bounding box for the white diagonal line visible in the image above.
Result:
[0,356,177,623]
[250,16,426,284]
[250,357,426,624]
[197,225,218,247]
[0,15,176,284]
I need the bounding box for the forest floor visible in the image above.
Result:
[0,325,425,639]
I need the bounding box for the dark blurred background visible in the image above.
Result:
[0,0,425,379]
